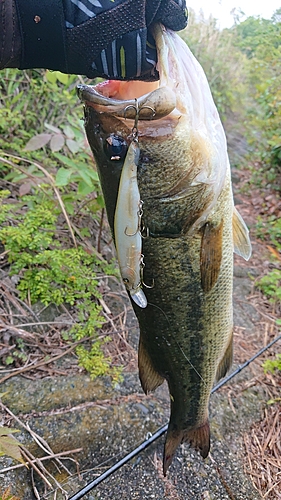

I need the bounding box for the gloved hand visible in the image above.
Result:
[4,0,187,79]
[63,0,188,79]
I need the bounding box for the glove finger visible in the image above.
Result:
[64,0,127,28]
[65,0,146,76]
[146,0,188,31]
[89,29,158,80]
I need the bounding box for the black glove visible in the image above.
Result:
[12,0,187,79]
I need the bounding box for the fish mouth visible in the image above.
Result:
[76,81,176,122]
[77,26,177,121]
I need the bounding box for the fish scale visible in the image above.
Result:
[78,23,251,475]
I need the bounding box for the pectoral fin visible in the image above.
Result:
[232,207,252,261]
[138,338,164,394]
[200,220,224,292]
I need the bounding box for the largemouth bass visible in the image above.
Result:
[78,24,251,474]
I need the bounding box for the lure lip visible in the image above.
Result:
[130,287,148,309]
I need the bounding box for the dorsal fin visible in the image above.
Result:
[232,207,252,261]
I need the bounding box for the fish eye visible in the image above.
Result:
[104,134,128,161]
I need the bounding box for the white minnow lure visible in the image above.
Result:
[114,139,147,309]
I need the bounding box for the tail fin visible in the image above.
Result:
[163,420,210,475]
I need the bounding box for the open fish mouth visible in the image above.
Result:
[76,78,176,122]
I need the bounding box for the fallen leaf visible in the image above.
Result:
[266,245,281,261]
[19,181,32,196]
[50,133,65,152]
[24,133,51,151]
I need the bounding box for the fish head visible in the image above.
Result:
[79,78,179,232]
[78,24,230,235]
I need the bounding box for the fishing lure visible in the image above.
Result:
[114,136,147,308]
[114,99,158,308]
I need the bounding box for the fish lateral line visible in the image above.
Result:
[142,229,183,239]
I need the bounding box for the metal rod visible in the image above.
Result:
[68,333,281,500]
[211,332,281,393]
[68,426,168,500]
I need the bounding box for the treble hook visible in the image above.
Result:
[124,100,156,140]
[140,105,156,119]
[125,200,144,236]
[141,225,150,238]
[124,99,139,139]
[140,254,155,289]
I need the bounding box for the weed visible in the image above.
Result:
[0,69,120,380]
[76,340,123,383]
[256,216,281,251]
[256,269,281,304]
[0,487,20,500]
[0,188,119,378]
[255,216,281,305]
[263,354,281,374]
[0,426,24,465]
[0,69,102,209]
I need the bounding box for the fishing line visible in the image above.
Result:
[146,301,205,383]
[68,333,281,500]
[175,341,207,385]
[147,301,170,324]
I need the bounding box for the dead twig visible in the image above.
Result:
[20,447,53,490]
[0,449,83,474]
[209,453,237,500]
[0,153,77,248]
[0,341,79,384]
[244,404,281,499]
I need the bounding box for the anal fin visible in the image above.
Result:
[215,329,233,382]
[200,220,223,292]
[163,420,210,475]
[233,206,252,261]
[138,338,164,394]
